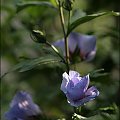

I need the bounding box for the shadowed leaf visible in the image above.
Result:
[16,1,57,13]
[89,68,109,78]
[1,56,62,78]
[67,11,120,36]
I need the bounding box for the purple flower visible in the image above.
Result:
[53,32,96,61]
[61,70,99,107]
[5,91,41,120]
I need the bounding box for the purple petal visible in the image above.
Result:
[66,87,84,101]
[10,91,32,107]
[85,86,99,97]
[61,72,70,93]
[61,71,80,93]
[80,74,90,92]
[5,91,41,120]
[66,74,89,100]
[69,70,80,79]
[5,104,27,120]
[68,33,78,53]
[53,39,65,55]
[85,48,96,61]
[67,86,99,107]
[78,34,96,59]
[67,95,96,107]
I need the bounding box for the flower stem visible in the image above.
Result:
[67,10,71,37]
[73,107,81,114]
[57,0,70,73]
[46,41,66,63]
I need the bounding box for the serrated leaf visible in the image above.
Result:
[16,1,57,13]
[67,11,120,36]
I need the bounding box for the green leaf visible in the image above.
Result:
[16,1,57,13]
[99,107,115,111]
[50,0,57,7]
[1,56,61,78]
[87,112,118,120]
[67,11,120,36]
[89,68,109,78]
[99,103,119,113]
[13,56,61,72]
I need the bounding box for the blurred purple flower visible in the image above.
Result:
[61,70,99,107]
[53,32,96,61]
[5,91,41,120]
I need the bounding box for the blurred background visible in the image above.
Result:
[1,0,119,120]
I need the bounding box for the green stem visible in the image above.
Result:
[58,0,70,73]
[67,10,71,36]
[73,107,81,114]
[46,41,65,63]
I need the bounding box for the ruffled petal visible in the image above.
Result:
[67,86,99,107]
[64,74,90,101]
[69,70,80,79]
[75,74,90,92]
[61,72,70,93]
[85,86,99,97]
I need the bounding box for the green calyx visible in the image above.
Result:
[32,30,46,43]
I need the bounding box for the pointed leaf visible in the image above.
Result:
[13,56,61,72]
[89,68,109,78]
[16,1,57,13]
[67,11,120,36]
[1,56,61,78]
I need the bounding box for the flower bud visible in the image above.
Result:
[32,30,46,43]
[63,0,75,11]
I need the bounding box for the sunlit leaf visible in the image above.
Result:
[67,11,120,36]
[50,0,57,7]
[16,1,57,13]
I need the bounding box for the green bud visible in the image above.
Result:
[32,30,46,43]
[63,0,75,11]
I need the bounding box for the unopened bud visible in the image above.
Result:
[63,0,75,11]
[32,30,46,43]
